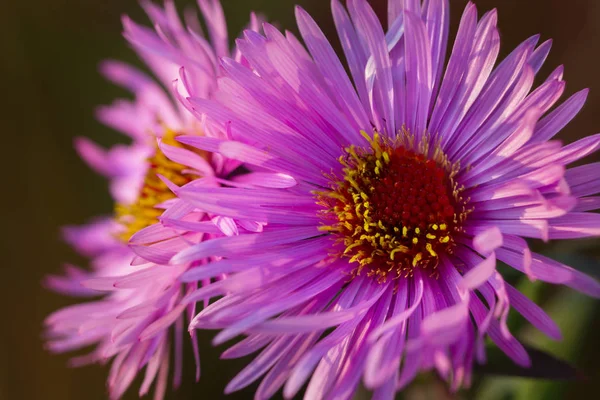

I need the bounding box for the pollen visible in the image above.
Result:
[316,130,470,283]
[115,130,205,242]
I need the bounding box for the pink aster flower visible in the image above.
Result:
[44,1,263,398]
[167,0,600,398]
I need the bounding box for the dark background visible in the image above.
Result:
[0,0,598,399]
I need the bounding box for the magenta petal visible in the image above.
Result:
[472,226,503,255]
[460,253,497,291]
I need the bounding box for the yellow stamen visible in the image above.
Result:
[412,253,423,267]
[115,130,204,242]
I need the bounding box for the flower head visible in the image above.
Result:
[170,0,600,398]
[44,1,261,398]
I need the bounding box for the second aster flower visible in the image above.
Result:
[44,1,263,398]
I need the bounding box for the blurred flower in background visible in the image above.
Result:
[44,1,262,398]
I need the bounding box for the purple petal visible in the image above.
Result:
[505,283,562,340]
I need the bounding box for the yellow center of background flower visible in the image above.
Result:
[115,130,202,242]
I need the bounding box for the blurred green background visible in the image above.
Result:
[0,0,598,399]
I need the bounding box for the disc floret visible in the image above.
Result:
[318,130,469,282]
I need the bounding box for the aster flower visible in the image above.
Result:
[44,1,263,398]
[167,0,600,398]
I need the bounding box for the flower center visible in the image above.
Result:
[115,130,203,242]
[317,131,469,282]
